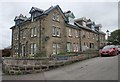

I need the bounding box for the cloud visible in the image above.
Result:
[0,1,118,49]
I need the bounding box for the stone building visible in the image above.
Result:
[10,5,106,57]
[75,17,106,51]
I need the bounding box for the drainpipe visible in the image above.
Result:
[11,29,13,57]
[39,19,42,53]
[79,29,82,51]
[18,25,21,57]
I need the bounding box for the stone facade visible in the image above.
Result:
[10,5,106,57]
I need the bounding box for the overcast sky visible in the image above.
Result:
[0,0,119,49]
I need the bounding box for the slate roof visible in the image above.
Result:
[11,5,68,29]
[14,14,28,21]
[74,22,97,33]
[29,7,44,14]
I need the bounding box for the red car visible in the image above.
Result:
[99,45,119,56]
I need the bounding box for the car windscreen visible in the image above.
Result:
[103,45,114,50]
[117,45,120,48]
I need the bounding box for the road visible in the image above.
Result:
[2,55,118,80]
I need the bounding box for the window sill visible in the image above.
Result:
[52,20,60,23]
[52,36,61,38]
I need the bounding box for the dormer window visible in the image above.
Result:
[31,15,34,22]
[64,11,75,25]
[29,7,44,22]
[82,21,86,27]
[14,14,27,25]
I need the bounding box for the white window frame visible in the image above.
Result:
[57,44,60,54]
[30,43,33,55]
[52,13,56,20]
[82,21,86,27]
[16,33,19,40]
[69,29,72,36]
[56,28,60,37]
[34,44,37,54]
[52,26,56,36]
[75,30,79,38]
[34,27,37,37]
[52,43,56,55]
[88,32,90,38]
[31,28,34,37]
[67,42,71,52]
[23,30,26,39]
[31,27,37,37]
[56,14,59,21]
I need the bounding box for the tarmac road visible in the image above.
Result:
[2,55,118,80]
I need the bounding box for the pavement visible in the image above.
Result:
[2,55,118,80]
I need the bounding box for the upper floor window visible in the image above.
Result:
[52,13,59,21]
[52,26,56,36]
[82,31,85,38]
[16,33,19,40]
[52,26,60,37]
[31,27,37,37]
[23,30,26,39]
[75,30,79,38]
[69,29,72,36]
[56,28,60,36]
[14,33,18,40]
[93,34,94,39]
[96,34,98,40]
[56,14,59,21]
[88,32,90,38]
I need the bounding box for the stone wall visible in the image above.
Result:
[2,53,99,75]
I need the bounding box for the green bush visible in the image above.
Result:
[34,51,47,58]
[83,49,99,54]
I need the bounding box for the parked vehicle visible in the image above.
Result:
[116,45,120,54]
[99,45,118,56]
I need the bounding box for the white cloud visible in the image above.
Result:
[0,1,118,49]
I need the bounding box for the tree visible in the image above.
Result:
[108,29,120,45]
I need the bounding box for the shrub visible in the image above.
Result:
[34,51,47,58]
[83,49,99,54]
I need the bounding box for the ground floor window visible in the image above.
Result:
[73,43,79,52]
[30,43,37,56]
[90,43,94,48]
[67,42,71,52]
[52,43,60,55]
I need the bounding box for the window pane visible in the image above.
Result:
[34,27,37,36]
[57,44,60,54]
[56,14,59,21]
[69,29,72,36]
[31,28,34,37]
[53,43,56,54]
[57,28,60,36]
[52,13,56,20]
[34,44,37,54]
[52,27,56,36]
[67,43,71,52]
[31,44,33,55]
